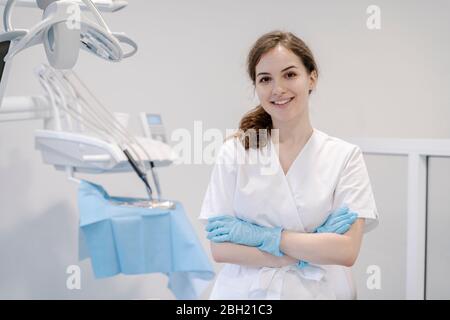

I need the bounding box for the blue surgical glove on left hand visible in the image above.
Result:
[314,206,357,234]
[298,206,358,268]
[206,216,284,257]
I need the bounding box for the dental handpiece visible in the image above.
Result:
[123,149,153,201]
[149,161,162,201]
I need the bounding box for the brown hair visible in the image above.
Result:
[232,30,318,149]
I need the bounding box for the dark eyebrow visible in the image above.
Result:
[256,65,298,78]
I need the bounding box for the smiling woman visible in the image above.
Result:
[236,31,318,149]
[199,30,379,300]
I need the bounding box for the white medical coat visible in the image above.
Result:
[199,128,378,299]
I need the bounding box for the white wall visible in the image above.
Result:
[0,0,449,299]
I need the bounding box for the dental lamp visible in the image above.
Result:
[1,0,137,69]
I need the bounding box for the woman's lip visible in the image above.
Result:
[271,97,294,107]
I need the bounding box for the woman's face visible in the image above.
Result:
[254,44,316,124]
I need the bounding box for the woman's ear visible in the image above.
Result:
[309,70,318,93]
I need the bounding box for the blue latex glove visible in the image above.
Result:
[298,206,358,268]
[206,216,284,257]
[315,206,358,234]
